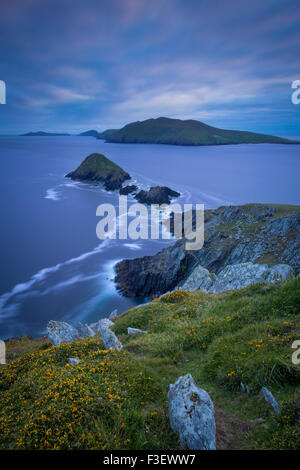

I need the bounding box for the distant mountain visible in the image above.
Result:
[21,131,70,136]
[78,130,100,137]
[102,117,299,146]
[97,129,119,140]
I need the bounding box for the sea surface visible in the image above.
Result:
[0,136,299,338]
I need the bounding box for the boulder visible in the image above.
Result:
[128,327,147,335]
[77,322,95,338]
[181,265,215,291]
[168,374,216,450]
[261,386,280,414]
[47,320,79,346]
[92,318,122,351]
[109,309,118,319]
[68,358,81,365]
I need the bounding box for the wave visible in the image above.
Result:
[0,239,112,323]
[45,188,61,201]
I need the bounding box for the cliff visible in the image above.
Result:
[115,203,300,297]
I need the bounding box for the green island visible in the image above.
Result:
[100,117,300,146]
[65,153,130,190]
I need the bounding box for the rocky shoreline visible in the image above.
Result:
[115,203,300,297]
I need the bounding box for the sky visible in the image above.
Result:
[0,0,299,135]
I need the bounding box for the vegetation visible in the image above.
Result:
[65,153,130,190]
[103,117,299,146]
[1,278,299,450]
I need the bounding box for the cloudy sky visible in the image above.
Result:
[0,0,299,134]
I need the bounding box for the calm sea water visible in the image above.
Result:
[0,136,299,338]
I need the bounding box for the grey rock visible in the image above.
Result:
[115,205,300,297]
[210,262,293,293]
[128,327,147,335]
[68,358,81,365]
[109,309,118,319]
[261,386,280,414]
[181,265,215,291]
[77,322,95,338]
[168,374,216,450]
[90,318,114,332]
[93,318,122,351]
[47,320,79,346]
[266,264,294,283]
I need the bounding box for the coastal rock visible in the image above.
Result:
[68,358,81,365]
[77,322,95,338]
[127,327,147,335]
[47,320,79,346]
[168,374,216,450]
[92,318,122,351]
[210,262,293,293]
[91,318,114,332]
[181,265,215,291]
[115,204,300,298]
[109,309,118,319]
[265,264,294,282]
[135,186,180,205]
[66,153,130,191]
[119,185,138,195]
[261,387,280,414]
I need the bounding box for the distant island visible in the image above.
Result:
[65,153,130,190]
[99,117,299,146]
[77,130,101,137]
[21,131,70,136]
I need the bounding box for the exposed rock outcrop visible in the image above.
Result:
[168,374,216,450]
[119,185,138,195]
[115,204,300,297]
[181,265,215,291]
[47,317,122,351]
[210,262,294,293]
[91,318,122,351]
[135,186,180,205]
[47,321,79,346]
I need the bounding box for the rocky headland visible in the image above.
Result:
[115,203,300,297]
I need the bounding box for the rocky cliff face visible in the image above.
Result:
[115,204,300,297]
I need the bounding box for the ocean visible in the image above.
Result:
[0,136,299,338]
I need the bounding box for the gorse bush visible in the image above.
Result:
[1,277,300,450]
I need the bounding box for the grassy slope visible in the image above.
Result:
[105,117,299,146]
[1,279,299,450]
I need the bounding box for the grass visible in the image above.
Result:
[104,117,299,146]
[1,278,299,450]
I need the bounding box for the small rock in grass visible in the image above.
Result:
[261,386,280,414]
[128,327,147,335]
[68,358,81,365]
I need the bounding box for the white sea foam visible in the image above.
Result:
[123,243,142,250]
[45,188,61,201]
